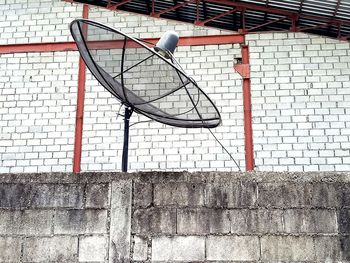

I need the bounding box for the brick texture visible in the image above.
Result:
[247,33,350,172]
[1,1,349,172]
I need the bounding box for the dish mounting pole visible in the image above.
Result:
[122,107,133,172]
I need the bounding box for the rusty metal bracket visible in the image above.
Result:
[234,64,250,79]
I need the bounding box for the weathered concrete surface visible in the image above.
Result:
[23,236,78,262]
[79,236,107,262]
[261,236,315,261]
[0,237,21,262]
[109,180,132,263]
[207,236,260,261]
[54,209,108,234]
[0,171,349,262]
[152,236,205,261]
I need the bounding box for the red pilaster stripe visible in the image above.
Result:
[73,4,89,174]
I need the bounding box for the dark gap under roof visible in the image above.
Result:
[66,0,350,41]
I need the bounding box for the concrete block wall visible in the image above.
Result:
[0,0,350,173]
[0,171,349,262]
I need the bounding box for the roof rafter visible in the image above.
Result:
[107,0,132,10]
[195,7,239,26]
[63,0,350,41]
[247,16,287,32]
[153,0,197,17]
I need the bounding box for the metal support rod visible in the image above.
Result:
[122,107,133,172]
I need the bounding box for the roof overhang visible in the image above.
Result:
[64,0,350,41]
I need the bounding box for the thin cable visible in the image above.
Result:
[115,103,124,122]
[168,52,241,171]
[130,119,154,127]
[207,128,241,171]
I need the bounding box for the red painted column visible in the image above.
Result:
[241,45,254,171]
[234,45,254,171]
[73,4,89,173]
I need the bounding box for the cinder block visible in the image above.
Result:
[0,237,21,262]
[340,237,350,261]
[206,236,260,261]
[23,236,78,262]
[341,184,350,207]
[177,208,230,234]
[261,236,314,261]
[230,209,283,234]
[0,184,31,208]
[85,183,109,208]
[152,236,205,261]
[132,208,176,234]
[205,181,257,208]
[339,209,350,234]
[133,236,148,261]
[314,237,342,261]
[54,209,107,234]
[154,182,205,207]
[311,183,341,207]
[284,209,337,233]
[133,182,152,208]
[0,183,84,209]
[0,210,53,235]
[258,182,312,208]
[79,235,107,262]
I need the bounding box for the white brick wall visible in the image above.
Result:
[247,32,350,172]
[0,0,244,173]
[0,0,82,44]
[81,43,244,172]
[0,0,349,173]
[0,51,80,173]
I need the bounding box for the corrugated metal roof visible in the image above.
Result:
[67,0,350,40]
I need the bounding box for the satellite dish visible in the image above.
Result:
[70,19,222,172]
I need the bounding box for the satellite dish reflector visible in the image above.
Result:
[70,19,222,171]
[154,31,179,59]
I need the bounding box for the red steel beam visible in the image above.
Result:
[196,0,200,22]
[63,0,350,35]
[107,0,132,10]
[0,34,244,54]
[153,0,196,17]
[247,16,287,32]
[234,45,254,171]
[298,23,331,32]
[242,45,254,171]
[195,7,238,26]
[178,34,244,45]
[151,0,155,15]
[0,42,77,54]
[73,4,89,174]
[204,0,350,26]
